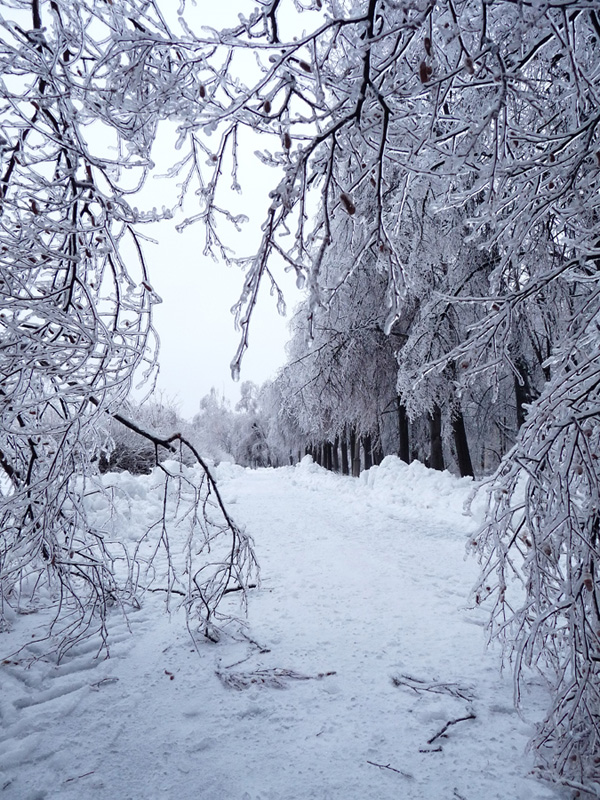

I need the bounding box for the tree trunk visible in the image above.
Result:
[349,427,361,477]
[373,439,384,465]
[323,441,332,471]
[514,356,534,431]
[341,432,349,475]
[332,436,340,472]
[452,410,474,478]
[397,398,410,463]
[429,405,445,471]
[362,434,373,471]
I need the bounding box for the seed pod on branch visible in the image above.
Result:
[340,192,355,215]
[419,62,433,83]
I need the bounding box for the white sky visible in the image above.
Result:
[6,1,309,421]
[141,209,299,420]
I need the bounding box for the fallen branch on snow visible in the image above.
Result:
[366,761,413,778]
[391,674,475,702]
[216,667,336,690]
[144,584,257,597]
[427,712,476,745]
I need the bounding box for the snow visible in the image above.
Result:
[0,457,562,800]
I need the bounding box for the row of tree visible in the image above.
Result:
[260,184,549,481]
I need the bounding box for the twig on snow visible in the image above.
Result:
[366,760,413,778]
[427,712,476,745]
[239,630,272,654]
[223,583,258,595]
[143,583,257,598]
[64,771,95,784]
[391,674,475,702]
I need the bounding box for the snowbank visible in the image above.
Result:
[292,454,484,533]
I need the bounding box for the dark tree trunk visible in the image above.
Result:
[362,434,373,471]
[341,432,349,475]
[349,427,361,477]
[452,410,474,478]
[373,439,384,465]
[323,441,332,471]
[429,405,445,471]
[397,398,410,463]
[332,436,340,472]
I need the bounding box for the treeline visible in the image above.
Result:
[101,383,285,474]
[261,190,550,481]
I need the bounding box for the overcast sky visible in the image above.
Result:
[142,211,299,420]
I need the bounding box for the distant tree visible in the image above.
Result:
[233,383,274,468]
[235,381,259,415]
[191,389,237,464]
[258,378,306,466]
[276,240,399,471]
[190,384,282,468]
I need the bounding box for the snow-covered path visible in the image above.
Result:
[1,459,560,800]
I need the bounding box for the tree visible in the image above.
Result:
[191,389,238,464]
[189,384,281,468]
[274,230,400,470]
[97,396,194,474]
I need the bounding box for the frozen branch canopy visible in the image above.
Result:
[0,0,260,657]
[2,0,600,790]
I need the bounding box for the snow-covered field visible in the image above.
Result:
[0,457,563,800]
